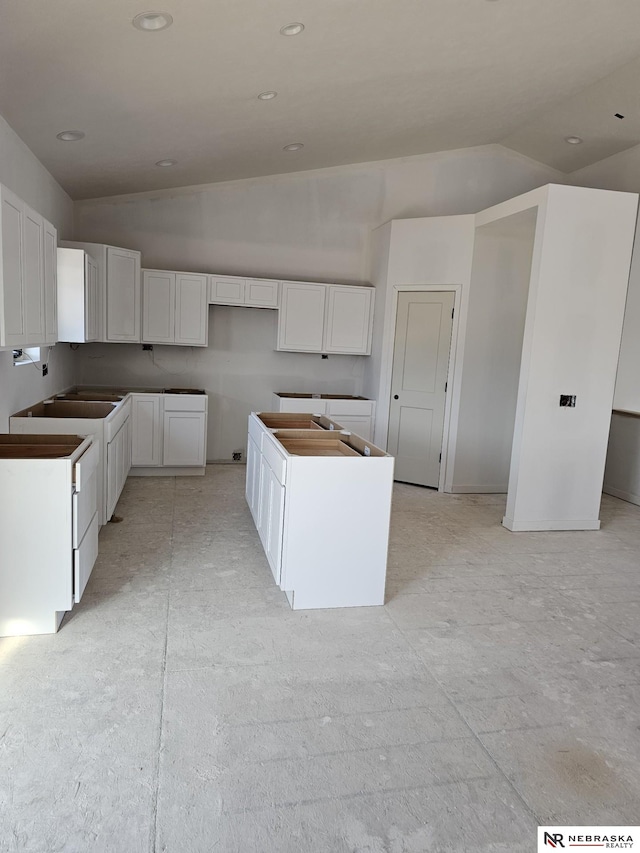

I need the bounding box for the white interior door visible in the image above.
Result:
[388,291,455,487]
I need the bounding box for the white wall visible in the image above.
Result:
[72,144,562,458]
[75,307,365,461]
[451,209,538,492]
[0,113,75,431]
[504,184,638,530]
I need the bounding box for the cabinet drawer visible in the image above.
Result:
[209,277,245,304]
[262,434,287,485]
[73,467,98,547]
[326,399,374,417]
[74,512,99,603]
[163,394,207,412]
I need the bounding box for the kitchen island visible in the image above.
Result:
[247,412,394,610]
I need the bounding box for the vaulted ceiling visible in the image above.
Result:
[2,0,640,199]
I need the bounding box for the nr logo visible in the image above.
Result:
[544,833,565,848]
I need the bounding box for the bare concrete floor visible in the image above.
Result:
[1,464,639,852]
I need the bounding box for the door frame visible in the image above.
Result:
[381,284,462,492]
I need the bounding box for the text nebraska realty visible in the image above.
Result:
[566,835,633,848]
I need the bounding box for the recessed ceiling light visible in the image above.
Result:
[280,22,304,36]
[283,143,304,152]
[133,11,173,31]
[56,130,85,142]
[565,136,583,145]
[155,158,177,167]
[258,91,278,101]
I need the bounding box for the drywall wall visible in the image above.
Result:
[364,215,475,462]
[0,113,75,430]
[451,208,538,492]
[75,306,364,461]
[72,144,562,458]
[603,412,640,506]
[504,184,638,530]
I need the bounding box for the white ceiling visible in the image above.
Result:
[3,0,640,200]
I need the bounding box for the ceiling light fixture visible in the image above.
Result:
[283,143,304,151]
[133,11,173,31]
[155,158,177,167]
[56,130,85,141]
[565,136,583,145]
[280,22,304,36]
[258,91,278,101]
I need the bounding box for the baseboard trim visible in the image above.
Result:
[603,484,640,507]
[129,467,205,477]
[445,484,508,494]
[502,516,601,531]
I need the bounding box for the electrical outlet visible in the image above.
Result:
[42,363,48,377]
[142,344,153,351]
[559,395,576,407]
[232,450,243,462]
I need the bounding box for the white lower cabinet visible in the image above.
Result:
[246,412,394,609]
[130,392,208,473]
[0,435,99,637]
[272,394,376,441]
[106,406,131,520]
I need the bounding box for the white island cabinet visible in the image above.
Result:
[247,412,394,610]
[0,434,99,637]
[272,393,376,441]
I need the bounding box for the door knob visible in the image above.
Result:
[393,395,399,400]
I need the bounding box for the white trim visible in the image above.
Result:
[378,284,462,493]
[603,484,640,507]
[447,484,507,494]
[502,516,601,531]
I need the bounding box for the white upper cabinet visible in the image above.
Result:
[0,186,26,347]
[175,273,208,345]
[277,282,327,352]
[324,285,373,354]
[277,281,374,355]
[209,275,279,308]
[142,269,207,346]
[142,270,174,342]
[106,246,141,342]
[57,248,99,343]
[23,205,45,344]
[0,184,56,349]
[43,220,58,345]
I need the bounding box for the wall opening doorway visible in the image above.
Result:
[387,290,455,487]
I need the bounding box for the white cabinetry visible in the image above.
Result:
[0,435,99,636]
[106,415,131,520]
[43,221,58,345]
[142,269,208,346]
[57,248,99,342]
[247,413,394,609]
[273,394,376,441]
[0,184,57,349]
[130,392,208,473]
[163,395,207,467]
[277,281,374,355]
[209,275,279,308]
[131,394,162,466]
[60,242,141,342]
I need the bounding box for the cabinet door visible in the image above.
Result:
[209,276,245,305]
[246,434,259,517]
[23,205,45,345]
[324,286,373,354]
[266,472,285,584]
[106,435,119,519]
[142,270,175,343]
[43,220,58,345]
[245,278,279,308]
[131,394,162,466]
[86,256,99,342]
[106,246,141,341]
[163,411,206,466]
[0,186,25,347]
[277,282,327,352]
[175,273,208,345]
